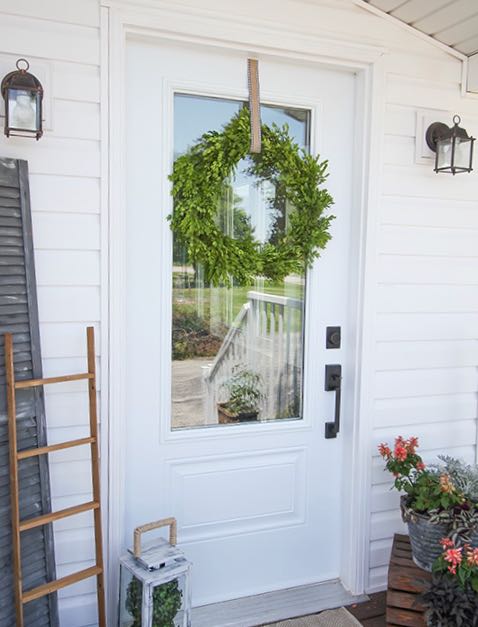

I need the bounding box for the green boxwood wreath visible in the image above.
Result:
[168,106,334,286]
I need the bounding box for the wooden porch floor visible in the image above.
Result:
[346,592,386,626]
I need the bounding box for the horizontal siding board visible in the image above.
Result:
[376,340,478,370]
[0,0,99,27]
[370,538,393,569]
[378,224,478,257]
[376,312,478,341]
[32,213,100,250]
[58,594,98,627]
[382,165,478,200]
[37,286,100,322]
[375,367,478,399]
[40,323,100,359]
[0,14,99,65]
[371,510,405,542]
[0,137,100,178]
[29,175,100,214]
[377,284,478,313]
[380,196,478,228]
[44,392,91,429]
[374,394,478,429]
[52,62,100,103]
[373,420,477,452]
[385,49,461,83]
[35,251,100,287]
[53,100,100,141]
[50,460,94,498]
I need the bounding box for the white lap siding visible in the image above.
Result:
[0,1,101,625]
[368,60,478,592]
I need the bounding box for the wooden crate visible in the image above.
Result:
[386,534,431,627]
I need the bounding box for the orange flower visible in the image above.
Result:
[378,443,391,458]
[439,474,455,494]
[466,547,478,567]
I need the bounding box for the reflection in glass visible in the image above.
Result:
[172,94,309,430]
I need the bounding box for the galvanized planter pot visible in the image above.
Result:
[400,496,478,571]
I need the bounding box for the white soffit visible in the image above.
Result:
[364,0,478,56]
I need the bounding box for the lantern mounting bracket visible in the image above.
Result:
[425,121,449,152]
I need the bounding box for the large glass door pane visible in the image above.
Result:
[172,94,310,430]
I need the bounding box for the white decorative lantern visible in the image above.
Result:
[119,518,192,627]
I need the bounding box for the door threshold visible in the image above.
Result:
[192,579,368,627]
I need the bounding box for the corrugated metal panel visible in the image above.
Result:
[0,158,58,627]
[365,0,478,55]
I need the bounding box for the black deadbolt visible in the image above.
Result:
[326,326,341,349]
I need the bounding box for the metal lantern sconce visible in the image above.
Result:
[426,115,474,175]
[1,58,43,140]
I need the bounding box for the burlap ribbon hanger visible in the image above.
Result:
[247,58,261,153]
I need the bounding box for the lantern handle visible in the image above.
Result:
[133,517,177,557]
[16,58,30,72]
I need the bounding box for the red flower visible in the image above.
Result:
[416,461,425,471]
[444,547,463,569]
[378,443,391,458]
[394,444,407,462]
[440,537,454,549]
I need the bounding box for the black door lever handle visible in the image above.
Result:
[324,364,342,439]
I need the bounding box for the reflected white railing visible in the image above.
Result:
[202,291,303,423]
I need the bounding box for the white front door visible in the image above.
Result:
[124,37,356,606]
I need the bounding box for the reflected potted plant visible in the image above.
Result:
[379,437,478,571]
[218,365,264,424]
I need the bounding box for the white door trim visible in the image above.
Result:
[101,1,385,622]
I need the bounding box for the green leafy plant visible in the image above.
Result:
[168,107,334,286]
[126,577,182,627]
[220,365,264,415]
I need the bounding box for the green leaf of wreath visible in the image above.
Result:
[168,106,334,286]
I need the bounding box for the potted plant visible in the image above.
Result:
[378,437,478,571]
[218,366,264,424]
[421,538,478,626]
[126,576,183,627]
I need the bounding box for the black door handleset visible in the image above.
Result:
[324,364,342,439]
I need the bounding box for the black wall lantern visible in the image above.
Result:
[1,58,43,140]
[426,115,474,175]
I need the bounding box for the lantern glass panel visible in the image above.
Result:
[436,138,452,170]
[7,88,40,133]
[119,560,191,627]
[453,136,472,170]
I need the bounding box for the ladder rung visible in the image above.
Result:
[17,436,95,460]
[19,500,99,532]
[22,565,102,604]
[15,372,93,389]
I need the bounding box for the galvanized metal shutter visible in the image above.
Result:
[0,158,58,627]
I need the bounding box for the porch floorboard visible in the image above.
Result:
[346,592,386,626]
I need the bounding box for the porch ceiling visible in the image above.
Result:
[364,0,478,56]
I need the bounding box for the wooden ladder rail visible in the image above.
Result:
[5,326,106,627]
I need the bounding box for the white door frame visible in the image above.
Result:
[100,1,386,622]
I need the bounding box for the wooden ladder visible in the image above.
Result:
[5,326,106,627]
